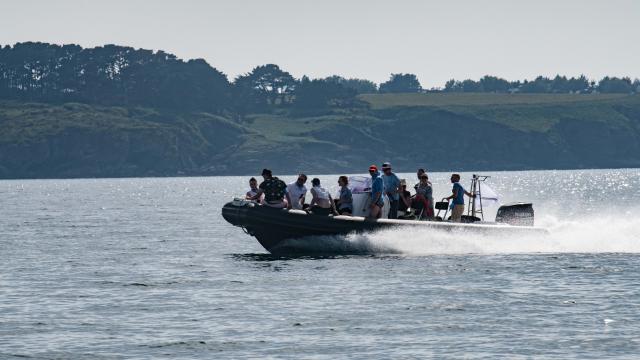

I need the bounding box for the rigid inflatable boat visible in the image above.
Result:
[221,175,548,254]
[222,199,547,254]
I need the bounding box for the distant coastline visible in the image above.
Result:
[2,42,640,179]
[2,92,640,179]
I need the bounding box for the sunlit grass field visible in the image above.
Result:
[359,92,632,109]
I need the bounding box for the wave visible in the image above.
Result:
[275,213,640,255]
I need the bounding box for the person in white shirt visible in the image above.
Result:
[245,177,260,200]
[286,174,308,210]
[309,178,337,216]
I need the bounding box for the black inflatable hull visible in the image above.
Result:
[221,201,548,254]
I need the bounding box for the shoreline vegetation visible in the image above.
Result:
[1,42,640,179]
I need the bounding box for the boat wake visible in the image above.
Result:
[275,213,640,255]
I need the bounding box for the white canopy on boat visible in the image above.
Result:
[475,181,499,207]
[348,176,371,193]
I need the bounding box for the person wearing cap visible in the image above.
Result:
[249,168,288,208]
[442,173,475,222]
[381,162,400,219]
[368,165,384,219]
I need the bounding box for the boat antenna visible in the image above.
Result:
[468,174,490,221]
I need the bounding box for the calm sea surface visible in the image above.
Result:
[2,169,640,359]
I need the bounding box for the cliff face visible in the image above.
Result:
[0,103,246,178]
[1,94,640,179]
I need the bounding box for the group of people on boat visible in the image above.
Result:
[245,164,476,222]
[245,169,351,216]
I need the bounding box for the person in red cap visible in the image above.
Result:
[368,165,384,218]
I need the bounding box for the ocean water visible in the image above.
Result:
[1,169,640,359]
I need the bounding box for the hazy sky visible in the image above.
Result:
[2,0,639,87]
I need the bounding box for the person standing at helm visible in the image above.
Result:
[381,162,400,219]
[368,165,384,219]
[442,173,475,222]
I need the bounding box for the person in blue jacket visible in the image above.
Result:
[368,165,384,219]
[381,162,400,219]
[442,173,475,222]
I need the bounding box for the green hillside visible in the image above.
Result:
[361,93,640,132]
[360,93,630,108]
[2,93,640,178]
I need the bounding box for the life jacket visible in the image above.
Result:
[262,177,287,202]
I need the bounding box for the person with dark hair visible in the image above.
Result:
[286,173,308,210]
[415,173,434,219]
[414,168,431,191]
[397,179,412,215]
[249,168,288,208]
[442,173,475,222]
[416,168,425,180]
[245,177,260,200]
[336,176,353,215]
[309,178,336,216]
[368,165,384,219]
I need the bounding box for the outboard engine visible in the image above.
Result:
[495,203,534,226]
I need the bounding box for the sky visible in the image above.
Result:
[2,0,639,87]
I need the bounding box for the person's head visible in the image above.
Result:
[450,173,460,183]
[338,175,348,187]
[311,178,321,187]
[368,164,378,176]
[261,168,272,179]
[382,162,392,174]
[249,177,257,188]
[417,168,425,179]
[400,178,407,189]
[296,173,307,186]
[420,173,429,183]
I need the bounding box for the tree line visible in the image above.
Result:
[1,42,639,115]
[443,75,640,94]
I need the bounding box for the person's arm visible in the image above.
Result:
[285,191,293,209]
[443,188,456,201]
[465,190,475,198]
[390,184,399,196]
[387,177,400,196]
[371,190,382,208]
[329,194,339,215]
[310,188,318,206]
[249,189,263,201]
